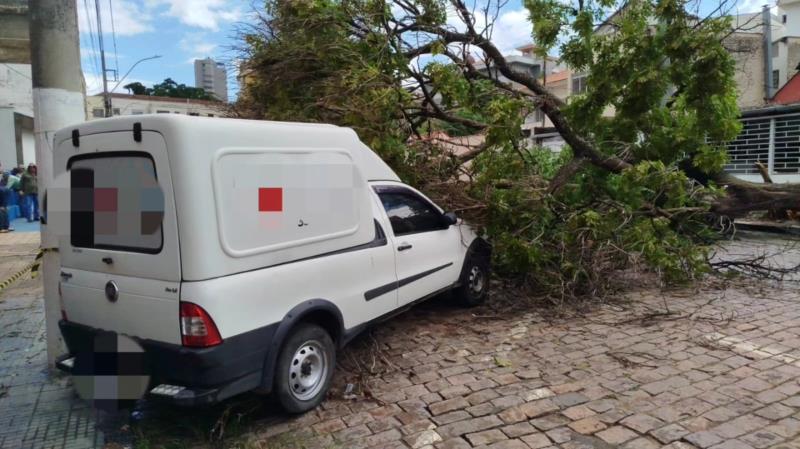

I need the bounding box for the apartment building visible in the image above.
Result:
[194,58,228,102]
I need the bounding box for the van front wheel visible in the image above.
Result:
[454,252,490,307]
[273,323,335,413]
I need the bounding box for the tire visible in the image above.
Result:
[454,251,490,307]
[273,323,336,413]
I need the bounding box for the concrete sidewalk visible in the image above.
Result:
[0,232,128,449]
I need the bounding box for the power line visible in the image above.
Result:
[93,0,111,117]
[82,0,101,87]
[79,32,100,92]
[108,0,119,78]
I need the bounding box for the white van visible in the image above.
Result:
[52,115,490,412]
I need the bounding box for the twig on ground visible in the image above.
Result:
[608,351,660,368]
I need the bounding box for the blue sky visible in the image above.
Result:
[80,0,762,102]
[79,0,245,101]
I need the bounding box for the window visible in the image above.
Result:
[189,112,199,116]
[376,189,447,236]
[772,42,780,57]
[783,14,788,23]
[773,70,780,89]
[131,110,144,115]
[208,114,215,117]
[156,110,169,114]
[69,153,164,253]
[571,74,588,94]
[92,108,104,118]
[534,108,545,123]
[112,108,121,116]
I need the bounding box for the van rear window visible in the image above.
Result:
[69,153,164,253]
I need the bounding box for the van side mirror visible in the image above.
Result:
[443,212,458,226]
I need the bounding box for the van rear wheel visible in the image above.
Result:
[274,323,335,413]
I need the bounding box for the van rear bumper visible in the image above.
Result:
[57,320,278,406]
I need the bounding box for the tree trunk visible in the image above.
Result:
[709,172,800,217]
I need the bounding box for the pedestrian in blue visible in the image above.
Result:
[20,163,38,222]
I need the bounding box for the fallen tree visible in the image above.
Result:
[234,0,799,302]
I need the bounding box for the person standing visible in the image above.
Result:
[0,174,14,232]
[20,163,39,222]
[7,168,21,191]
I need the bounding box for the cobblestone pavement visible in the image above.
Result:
[0,232,126,449]
[250,249,800,448]
[3,230,800,449]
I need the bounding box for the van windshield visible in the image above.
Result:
[69,153,164,253]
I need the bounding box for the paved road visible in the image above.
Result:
[249,235,800,449]
[1,231,799,449]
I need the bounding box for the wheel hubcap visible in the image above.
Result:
[468,266,484,294]
[288,340,327,401]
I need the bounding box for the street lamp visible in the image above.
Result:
[109,54,163,96]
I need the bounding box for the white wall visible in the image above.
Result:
[0,64,32,116]
[778,1,800,37]
[21,128,34,165]
[0,64,34,167]
[0,107,17,169]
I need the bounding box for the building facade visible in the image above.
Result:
[0,0,36,169]
[193,58,228,102]
[86,93,224,120]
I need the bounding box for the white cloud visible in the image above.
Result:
[78,0,243,37]
[78,0,153,36]
[445,6,533,56]
[179,33,219,62]
[735,0,766,13]
[83,72,104,96]
[81,47,125,60]
[149,0,244,31]
[489,9,534,55]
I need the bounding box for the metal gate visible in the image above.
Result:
[724,113,800,176]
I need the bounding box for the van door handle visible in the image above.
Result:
[102,257,113,265]
[397,243,413,251]
[60,271,72,280]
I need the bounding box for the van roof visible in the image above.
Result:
[55,115,401,182]
[59,114,346,139]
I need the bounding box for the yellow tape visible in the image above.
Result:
[30,248,57,280]
[0,248,58,290]
[0,260,36,291]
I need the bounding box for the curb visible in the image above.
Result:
[735,221,800,236]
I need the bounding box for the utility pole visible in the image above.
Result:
[94,0,111,117]
[29,0,85,367]
[763,5,775,101]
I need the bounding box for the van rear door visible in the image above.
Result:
[58,131,182,344]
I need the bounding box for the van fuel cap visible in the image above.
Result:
[105,281,119,302]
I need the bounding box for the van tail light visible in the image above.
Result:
[179,302,222,347]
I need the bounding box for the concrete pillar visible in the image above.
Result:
[29,0,86,366]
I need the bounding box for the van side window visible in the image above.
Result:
[377,190,446,236]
